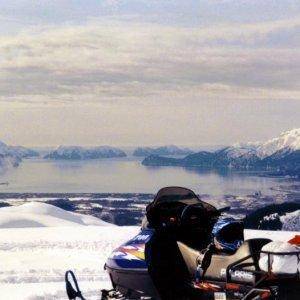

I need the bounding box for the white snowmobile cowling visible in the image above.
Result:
[259,241,300,274]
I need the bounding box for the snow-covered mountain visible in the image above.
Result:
[0,140,39,172]
[257,128,300,158]
[44,146,126,160]
[133,145,193,157]
[142,129,300,175]
[8,145,39,158]
[0,202,112,228]
[0,141,38,159]
[0,141,21,171]
[220,128,300,160]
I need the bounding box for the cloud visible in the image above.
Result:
[0,18,300,106]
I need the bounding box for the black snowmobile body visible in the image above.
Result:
[66,187,300,300]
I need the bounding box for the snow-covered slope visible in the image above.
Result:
[0,202,112,228]
[0,201,298,299]
[257,128,300,158]
[0,225,137,299]
[227,128,300,159]
[45,145,126,160]
[0,226,298,299]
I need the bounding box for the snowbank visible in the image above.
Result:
[0,202,112,228]
[0,225,138,299]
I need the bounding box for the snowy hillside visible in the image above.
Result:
[44,145,126,160]
[0,203,131,299]
[0,202,112,228]
[0,225,137,299]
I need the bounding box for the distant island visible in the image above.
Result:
[133,145,193,157]
[142,129,300,177]
[0,141,39,171]
[44,145,127,160]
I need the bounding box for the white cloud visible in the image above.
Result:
[0,18,299,107]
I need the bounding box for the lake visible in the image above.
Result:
[0,157,297,196]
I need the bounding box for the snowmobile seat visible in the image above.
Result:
[178,238,271,284]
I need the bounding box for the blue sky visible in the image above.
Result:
[0,0,299,146]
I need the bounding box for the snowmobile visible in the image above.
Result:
[66,186,300,300]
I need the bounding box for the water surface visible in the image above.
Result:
[0,157,296,195]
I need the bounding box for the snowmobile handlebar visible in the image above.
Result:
[65,270,86,300]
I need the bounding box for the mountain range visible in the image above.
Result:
[142,129,300,176]
[133,145,193,157]
[44,146,127,160]
[0,141,39,171]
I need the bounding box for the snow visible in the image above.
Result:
[229,128,300,159]
[0,202,113,228]
[0,227,298,299]
[0,140,37,159]
[280,210,300,231]
[0,140,20,171]
[257,128,300,158]
[0,140,37,172]
[45,145,126,160]
[225,143,259,159]
[0,203,299,299]
[0,226,138,299]
[0,202,136,299]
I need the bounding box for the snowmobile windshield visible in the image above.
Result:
[145,187,218,229]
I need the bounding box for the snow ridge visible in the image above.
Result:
[0,202,112,228]
[228,128,300,159]
[257,128,300,158]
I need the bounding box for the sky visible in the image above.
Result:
[0,0,299,147]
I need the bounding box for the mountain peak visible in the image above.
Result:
[257,128,300,158]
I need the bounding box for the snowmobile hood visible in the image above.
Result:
[106,228,154,270]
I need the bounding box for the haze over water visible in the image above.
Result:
[0,157,294,196]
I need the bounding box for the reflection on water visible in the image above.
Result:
[0,157,295,195]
